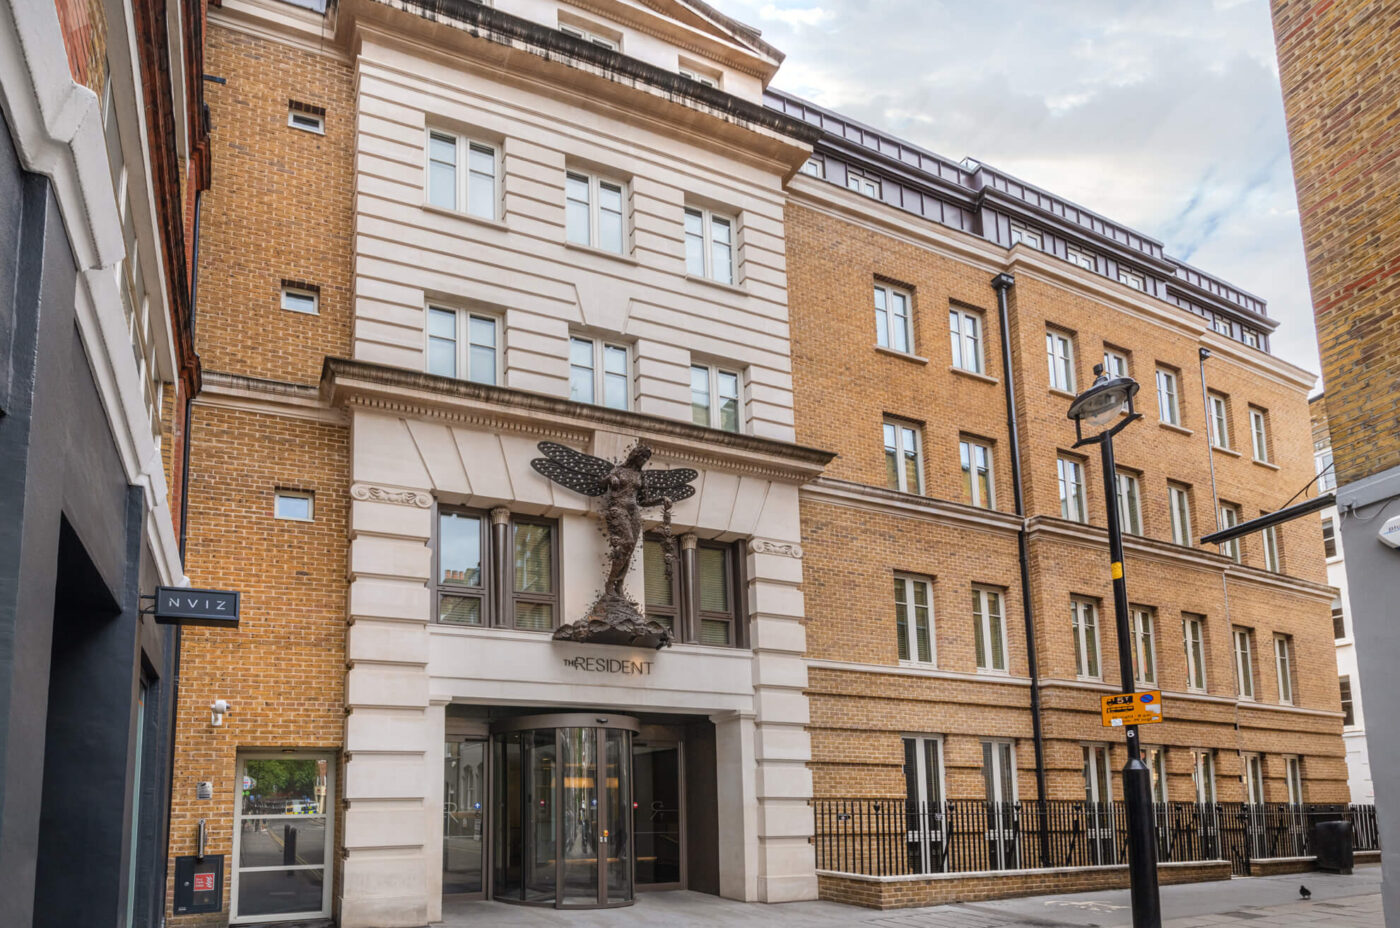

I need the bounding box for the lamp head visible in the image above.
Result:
[1067,364,1140,433]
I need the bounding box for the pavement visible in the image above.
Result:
[440,865,1382,926]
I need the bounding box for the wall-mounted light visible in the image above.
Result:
[210,699,231,727]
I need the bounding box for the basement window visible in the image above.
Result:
[288,101,325,134]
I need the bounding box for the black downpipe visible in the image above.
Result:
[991,273,1050,868]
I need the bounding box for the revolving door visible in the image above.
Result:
[491,714,637,908]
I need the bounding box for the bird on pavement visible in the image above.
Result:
[1300,885,1312,900]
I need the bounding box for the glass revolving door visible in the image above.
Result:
[492,714,636,908]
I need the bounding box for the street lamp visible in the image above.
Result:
[1068,364,1161,928]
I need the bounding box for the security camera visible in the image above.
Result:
[210,699,232,726]
[1380,515,1400,550]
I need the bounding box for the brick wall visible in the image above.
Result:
[787,198,1347,808]
[1272,0,1400,484]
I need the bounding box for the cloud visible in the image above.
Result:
[712,0,1319,377]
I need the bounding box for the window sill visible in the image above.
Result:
[1049,387,1077,401]
[684,273,747,295]
[421,202,507,230]
[1212,445,1242,458]
[1077,675,1103,684]
[875,346,929,364]
[1252,458,1280,471]
[976,667,1012,677]
[564,240,638,266]
[950,365,998,385]
[899,659,939,670]
[1158,422,1193,436]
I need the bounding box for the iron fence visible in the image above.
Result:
[813,798,1379,877]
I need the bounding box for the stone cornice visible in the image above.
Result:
[197,370,344,423]
[321,357,835,483]
[806,658,1033,688]
[800,477,1022,535]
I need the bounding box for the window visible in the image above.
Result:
[1249,407,1270,462]
[948,305,984,373]
[280,284,319,315]
[642,535,742,646]
[1275,635,1294,705]
[287,101,324,134]
[1332,597,1346,639]
[1262,523,1281,573]
[982,740,1018,870]
[895,574,935,664]
[846,168,880,198]
[1131,607,1157,686]
[1118,267,1146,291]
[1322,517,1337,558]
[1233,627,1254,700]
[1242,329,1260,349]
[1156,368,1180,426]
[678,66,719,88]
[426,131,497,220]
[1208,392,1230,449]
[231,755,334,921]
[1115,470,1142,535]
[435,508,559,631]
[1071,598,1101,679]
[884,420,923,494]
[427,307,499,384]
[1169,483,1193,546]
[1057,456,1087,522]
[1192,749,1217,803]
[1010,221,1043,250]
[1218,504,1241,562]
[1242,753,1265,804]
[274,490,314,521]
[960,439,994,509]
[800,156,824,178]
[1184,614,1207,692]
[1317,449,1336,491]
[981,740,1016,803]
[684,207,734,284]
[691,364,741,432]
[1146,746,1169,803]
[1083,744,1112,803]
[570,336,629,410]
[1102,348,1128,382]
[902,736,944,810]
[1046,329,1075,392]
[1284,756,1303,806]
[559,21,619,49]
[1212,315,1232,336]
[1066,245,1096,271]
[1340,676,1355,726]
[973,586,1007,672]
[565,172,625,253]
[874,284,914,353]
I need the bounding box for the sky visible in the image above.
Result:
[713,0,1320,381]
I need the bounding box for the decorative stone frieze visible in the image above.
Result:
[350,483,433,508]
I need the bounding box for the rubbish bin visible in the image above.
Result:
[1314,819,1354,874]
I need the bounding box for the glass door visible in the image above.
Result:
[231,755,334,923]
[633,743,683,888]
[443,740,486,896]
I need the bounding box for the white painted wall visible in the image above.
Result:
[1323,501,1373,803]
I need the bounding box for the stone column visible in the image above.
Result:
[340,484,435,928]
[712,709,758,900]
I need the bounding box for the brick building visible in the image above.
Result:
[1272,2,1400,920]
[167,0,1346,923]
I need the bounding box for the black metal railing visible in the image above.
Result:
[813,799,1379,878]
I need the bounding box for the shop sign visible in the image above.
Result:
[152,587,241,628]
[1100,690,1163,727]
[561,655,654,676]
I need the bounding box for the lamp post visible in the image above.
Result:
[1068,364,1161,928]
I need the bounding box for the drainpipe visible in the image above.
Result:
[1198,346,1239,746]
[991,273,1050,868]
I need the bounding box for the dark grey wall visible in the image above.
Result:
[0,102,177,928]
[1337,466,1400,927]
[684,720,719,896]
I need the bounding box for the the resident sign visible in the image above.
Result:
[154,587,241,628]
[562,656,654,676]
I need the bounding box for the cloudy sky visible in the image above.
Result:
[715,0,1319,380]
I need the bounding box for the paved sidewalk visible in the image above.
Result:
[441,866,1382,926]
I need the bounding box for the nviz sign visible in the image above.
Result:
[154,587,241,628]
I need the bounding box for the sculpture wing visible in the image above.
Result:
[642,468,699,494]
[531,457,608,497]
[535,441,613,477]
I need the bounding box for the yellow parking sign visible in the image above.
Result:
[1100,690,1163,727]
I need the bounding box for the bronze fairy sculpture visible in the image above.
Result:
[531,440,698,648]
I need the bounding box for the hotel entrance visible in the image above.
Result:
[442,709,715,908]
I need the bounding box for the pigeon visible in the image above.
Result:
[1300,885,1312,900]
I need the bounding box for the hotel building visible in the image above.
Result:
[168,0,1346,923]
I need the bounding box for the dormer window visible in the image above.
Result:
[679,59,722,89]
[1118,267,1146,291]
[559,20,620,50]
[1066,245,1096,271]
[846,168,880,199]
[1010,222,1042,250]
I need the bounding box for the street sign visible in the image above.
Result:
[1100,690,1163,727]
[153,587,241,628]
